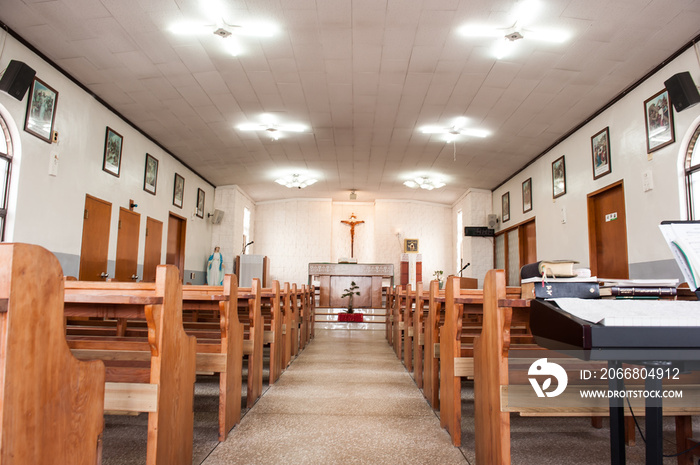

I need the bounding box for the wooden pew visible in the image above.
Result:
[237,279,264,408]
[281,282,294,369]
[402,284,416,372]
[473,270,700,465]
[385,285,396,345]
[0,243,105,465]
[439,274,527,447]
[422,280,443,409]
[260,281,283,385]
[181,276,243,441]
[289,283,301,357]
[64,264,197,465]
[392,285,407,359]
[411,282,426,389]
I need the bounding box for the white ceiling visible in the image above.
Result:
[2,0,700,204]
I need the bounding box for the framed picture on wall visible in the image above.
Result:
[522,178,532,213]
[644,89,675,153]
[102,127,123,177]
[196,188,205,218]
[501,192,510,222]
[591,127,611,180]
[173,173,184,208]
[24,77,58,143]
[552,155,566,198]
[403,238,419,253]
[143,153,158,195]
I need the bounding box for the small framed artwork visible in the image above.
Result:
[644,89,675,153]
[552,156,566,198]
[143,153,158,195]
[403,238,419,253]
[24,77,58,143]
[102,127,123,177]
[196,188,205,218]
[501,192,510,222]
[522,178,532,213]
[591,127,611,180]
[173,173,184,208]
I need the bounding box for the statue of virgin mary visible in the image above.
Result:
[206,246,224,286]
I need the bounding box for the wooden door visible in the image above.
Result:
[78,195,112,281]
[587,181,629,279]
[166,212,187,281]
[142,216,163,283]
[114,207,140,282]
[518,219,537,267]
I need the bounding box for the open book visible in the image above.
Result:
[659,221,700,295]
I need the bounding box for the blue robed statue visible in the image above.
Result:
[206,246,224,286]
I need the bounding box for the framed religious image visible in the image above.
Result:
[143,153,158,195]
[196,188,205,218]
[522,177,532,213]
[24,77,58,143]
[501,192,510,222]
[173,173,184,208]
[403,238,419,253]
[102,127,123,177]
[591,127,611,180]
[552,156,566,198]
[644,89,675,153]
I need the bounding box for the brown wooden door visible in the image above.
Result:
[518,219,537,267]
[166,212,187,281]
[78,195,112,281]
[114,207,140,282]
[142,216,163,283]
[588,181,629,279]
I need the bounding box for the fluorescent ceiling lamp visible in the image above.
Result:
[403,176,445,191]
[275,173,318,189]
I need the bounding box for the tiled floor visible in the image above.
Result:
[201,329,468,465]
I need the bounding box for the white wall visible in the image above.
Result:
[452,189,494,287]
[374,199,452,284]
[491,46,700,278]
[0,32,215,280]
[255,199,334,285]
[211,185,256,275]
[253,198,452,286]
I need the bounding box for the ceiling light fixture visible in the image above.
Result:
[238,114,308,140]
[459,0,570,60]
[349,190,357,200]
[403,176,446,191]
[275,173,317,189]
[169,4,277,57]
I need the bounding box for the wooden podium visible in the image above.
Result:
[235,255,268,287]
[308,263,394,308]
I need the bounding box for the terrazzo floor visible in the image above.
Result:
[200,329,469,465]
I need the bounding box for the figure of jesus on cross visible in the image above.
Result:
[341,213,364,258]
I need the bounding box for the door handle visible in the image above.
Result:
[131,274,140,281]
[100,272,109,279]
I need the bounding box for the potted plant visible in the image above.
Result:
[433,270,444,289]
[341,280,360,313]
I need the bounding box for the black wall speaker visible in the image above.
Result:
[664,71,700,112]
[0,60,36,101]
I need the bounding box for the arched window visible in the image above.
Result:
[684,124,700,219]
[0,115,12,241]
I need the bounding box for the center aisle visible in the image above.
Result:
[201,329,469,464]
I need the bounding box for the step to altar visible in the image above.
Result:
[314,307,386,331]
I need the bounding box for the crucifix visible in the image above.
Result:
[341,213,364,258]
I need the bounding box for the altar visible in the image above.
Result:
[308,263,394,308]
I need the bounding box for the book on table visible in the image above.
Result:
[597,278,679,298]
[520,276,600,299]
[659,221,700,298]
[520,260,582,280]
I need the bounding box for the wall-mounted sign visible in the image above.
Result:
[464,226,494,237]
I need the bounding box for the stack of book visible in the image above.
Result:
[598,278,679,298]
[520,260,599,299]
[520,260,681,300]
